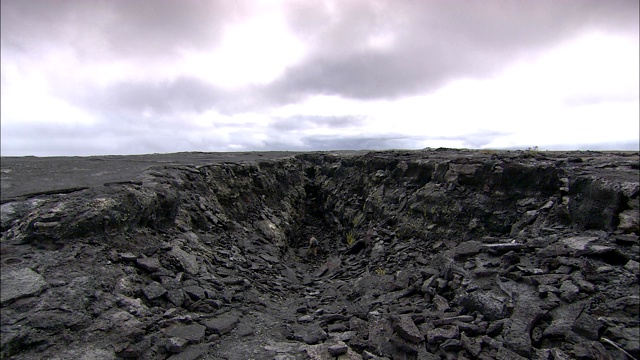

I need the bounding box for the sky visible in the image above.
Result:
[1,0,638,156]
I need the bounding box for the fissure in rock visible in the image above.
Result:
[1,149,638,360]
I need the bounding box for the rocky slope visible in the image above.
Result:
[1,149,638,360]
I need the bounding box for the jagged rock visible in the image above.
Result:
[203,314,239,335]
[367,312,395,357]
[572,341,613,360]
[440,338,463,352]
[615,295,640,316]
[330,330,357,342]
[389,334,420,354]
[142,281,167,300]
[486,319,505,336]
[618,209,639,233]
[292,324,328,345]
[482,242,527,254]
[298,315,314,323]
[116,337,151,358]
[615,234,639,245]
[120,252,138,261]
[624,259,640,274]
[305,341,361,360]
[0,267,47,305]
[166,289,186,306]
[549,348,572,360]
[559,280,580,302]
[183,285,207,301]
[503,304,543,357]
[573,312,603,340]
[391,315,423,344]
[461,333,482,357]
[255,219,287,248]
[327,342,349,356]
[136,256,163,272]
[166,344,210,360]
[426,325,459,344]
[164,323,206,343]
[459,291,510,321]
[561,236,599,251]
[165,336,189,353]
[432,293,450,311]
[1,150,637,359]
[496,346,528,360]
[169,246,200,275]
[454,240,482,258]
[28,309,89,330]
[571,274,595,293]
[432,315,474,326]
[543,302,584,339]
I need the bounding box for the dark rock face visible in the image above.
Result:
[1,149,638,359]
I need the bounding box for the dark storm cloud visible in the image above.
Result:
[0,0,244,59]
[270,0,639,100]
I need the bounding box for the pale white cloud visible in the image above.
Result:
[1,0,638,156]
[181,3,306,88]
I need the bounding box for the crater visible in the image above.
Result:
[1,149,638,359]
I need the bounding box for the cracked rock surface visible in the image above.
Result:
[1,149,638,359]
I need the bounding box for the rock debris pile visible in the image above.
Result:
[1,149,639,359]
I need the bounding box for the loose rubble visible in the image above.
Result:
[1,149,638,359]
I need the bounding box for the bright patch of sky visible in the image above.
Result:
[1,0,638,156]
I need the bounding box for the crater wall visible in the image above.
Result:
[1,149,638,359]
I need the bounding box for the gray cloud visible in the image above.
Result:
[1,0,637,156]
[502,141,640,152]
[301,134,425,151]
[4,0,637,113]
[270,0,639,100]
[1,0,246,60]
[76,77,225,117]
[1,112,231,156]
[68,77,283,119]
[253,129,512,152]
[270,115,365,131]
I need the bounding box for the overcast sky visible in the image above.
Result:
[1,0,638,156]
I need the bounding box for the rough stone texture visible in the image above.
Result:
[142,281,167,300]
[458,290,510,321]
[165,337,189,353]
[0,268,47,305]
[168,247,199,275]
[426,325,459,344]
[292,324,328,345]
[164,324,206,343]
[573,312,603,341]
[202,315,240,335]
[327,343,349,356]
[136,256,162,272]
[392,315,423,344]
[166,344,209,360]
[1,149,638,360]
